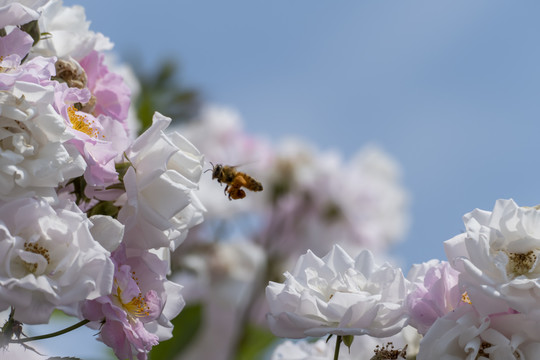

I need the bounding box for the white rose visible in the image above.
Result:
[0,83,85,202]
[417,305,540,360]
[32,0,113,60]
[0,197,115,324]
[444,199,540,316]
[118,112,205,250]
[266,245,409,339]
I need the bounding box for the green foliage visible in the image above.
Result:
[149,303,203,360]
[66,176,90,205]
[115,160,132,183]
[235,324,277,360]
[133,60,200,135]
[86,201,120,218]
[20,20,40,45]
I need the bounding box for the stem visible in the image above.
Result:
[11,319,90,344]
[334,335,342,360]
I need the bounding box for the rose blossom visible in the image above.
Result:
[266,245,409,339]
[117,112,205,250]
[50,81,130,187]
[0,197,116,324]
[82,244,184,360]
[444,199,540,316]
[417,304,540,360]
[0,83,85,202]
[0,53,56,90]
[32,0,113,61]
[406,259,462,335]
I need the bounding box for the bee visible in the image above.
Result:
[207,163,263,200]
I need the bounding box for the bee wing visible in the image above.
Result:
[229,160,259,169]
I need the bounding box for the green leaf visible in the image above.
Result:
[149,303,203,360]
[132,59,201,135]
[65,176,90,205]
[86,201,120,218]
[20,20,40,45]
[235,324,277,360]
[115,161,132,183]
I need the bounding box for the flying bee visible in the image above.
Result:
[207,163,263,200]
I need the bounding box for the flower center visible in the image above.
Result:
[373,342,407,359]
[122,291,151,318]
[476,341,491,359]
[476,341,521,359]
[23,242,50,274]
[68,106,99,138]
[115,272,151,320]
[461,292,471,304]
[506,250,537,277]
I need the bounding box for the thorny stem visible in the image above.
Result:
[334,335,342,360]
[10,319,90,344]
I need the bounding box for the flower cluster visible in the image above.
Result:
[418,199,540,359]
[266,199,540,359]
[7,2,534,360]
[0,1,204,359]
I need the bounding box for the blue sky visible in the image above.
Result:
[65,0,540,269]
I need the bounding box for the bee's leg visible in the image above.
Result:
[224,184,229,195]
[227,186,246,200]
[236,189,246,199]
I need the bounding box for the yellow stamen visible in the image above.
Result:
[114,272,151,319]
[123,292,151,318]
[68,105,99,138]
[461,292,471,304]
